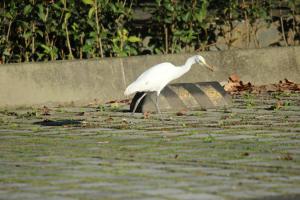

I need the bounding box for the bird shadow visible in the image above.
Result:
[33,119,82,127]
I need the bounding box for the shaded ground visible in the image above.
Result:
[0,92,299,200]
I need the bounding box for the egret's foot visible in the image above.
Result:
[156,112,164,121]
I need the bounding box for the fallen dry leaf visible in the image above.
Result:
[41,106,51,115]
[105,99,131,105]
[224,75,300,94]
[81,120,88,127]
[266,101,284,110]
[276,101,284,109]
[76,112,85,116]
[278,152,293,161]
[104,117,113,122]
[284,78,293,84]
[122,118,129,124]
[143,111,151,119]
[119,99,131,104]
[229,74,240,82]
[176,110,187,116]
[105,100,117,104]
[224,81,241,93]
[241,152,250,156]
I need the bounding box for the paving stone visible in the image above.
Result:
[223,190,280,199]
[0,93,299,200]
[169,193,225,200]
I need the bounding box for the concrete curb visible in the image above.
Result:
[0,46,299,107]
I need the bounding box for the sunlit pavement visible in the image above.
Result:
[0,93,299,200]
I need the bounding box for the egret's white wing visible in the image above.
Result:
[124,62,177,95]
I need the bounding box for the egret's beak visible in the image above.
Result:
[203,62,214,72]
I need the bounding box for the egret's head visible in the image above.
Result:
[195,55,214,71]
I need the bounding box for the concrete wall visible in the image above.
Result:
[0,46,299,107]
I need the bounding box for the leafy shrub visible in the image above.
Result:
[0,0,299,63]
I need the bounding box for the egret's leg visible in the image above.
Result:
[155,95,163,121]
[132,92,147,114]
[155,95,162,115]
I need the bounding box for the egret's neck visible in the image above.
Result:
[185,56,197,69]
[180,56,197,74]
[173,56,197,80]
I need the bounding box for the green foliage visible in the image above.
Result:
[243,93,256,109]
[111,29,141,57]
[150,0,211,54]
[0,0,298,63]
[0,0,141,62]
[203,134,215,143]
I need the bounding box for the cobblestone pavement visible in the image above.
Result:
[0,93,299,200]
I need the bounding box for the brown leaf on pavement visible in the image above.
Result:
[229,74,240,82]
[224,75,300,95]
[176,110,187,116]
[104,117,113,122]
[41,106,51,115]
[76,112,85,116]
[105,100,117,104]
[143,111,150,119]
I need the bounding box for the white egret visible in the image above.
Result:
[124,55,214,114]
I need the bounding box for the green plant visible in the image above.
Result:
[150,0,211,54]
[82,0,107,58]
[111,28,141,56]
[243,93,256,108]
[0,0,298,63]
[203,134,215,143]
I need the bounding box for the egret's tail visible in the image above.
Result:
[124,84,135,96]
